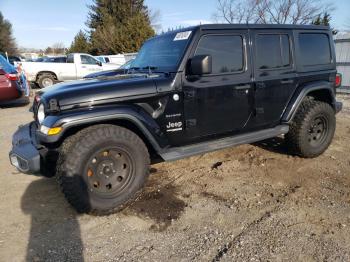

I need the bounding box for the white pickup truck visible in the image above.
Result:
[19,53,121,88]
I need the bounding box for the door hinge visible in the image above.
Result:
[186,119,197,128]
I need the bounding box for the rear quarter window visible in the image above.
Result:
[299,33,331,66]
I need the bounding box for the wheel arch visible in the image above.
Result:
[282,81,336,123]
[36,71,58,81]
[39,107,168,161]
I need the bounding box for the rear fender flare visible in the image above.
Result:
[282,81,335,123]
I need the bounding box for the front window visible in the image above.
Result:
[81,55,99,65]
[132,31,192,72]
[195,35,244,74]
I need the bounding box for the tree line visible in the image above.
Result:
[0,0,343,57]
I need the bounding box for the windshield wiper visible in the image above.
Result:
[142,66,158,74]
[127,67,141,74]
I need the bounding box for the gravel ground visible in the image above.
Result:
[0,95,350,262]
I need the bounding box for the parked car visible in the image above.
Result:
[43,56,67,63]
[0,55,29,105]
[17,53,120,88]
[84,59,134,78]
[0,54,23,65]
[95,56,111,63]
[95,54,137,67]
[33,57,48,62]
[10,24,342,215]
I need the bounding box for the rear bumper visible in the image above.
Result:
[9,122,41,174]
[335,101,343,114]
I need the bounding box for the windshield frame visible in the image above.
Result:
[131,30,193,73]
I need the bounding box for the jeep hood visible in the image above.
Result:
[40,74,159,108]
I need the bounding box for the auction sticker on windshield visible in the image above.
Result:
[174,31,192,41]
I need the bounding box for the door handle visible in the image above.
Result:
[234,84,251,90]
[281,79,294,84]
[81,66,87,69]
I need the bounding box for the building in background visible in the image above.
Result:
[335,33,350,91]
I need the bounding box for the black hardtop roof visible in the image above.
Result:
[153,24,330,40]
[198,23,330,31]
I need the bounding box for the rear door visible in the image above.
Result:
[183,30,254,139]
[251,30,298,128]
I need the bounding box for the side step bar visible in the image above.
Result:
[159,125,289,161]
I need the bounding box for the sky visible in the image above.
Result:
[0,0,349,49]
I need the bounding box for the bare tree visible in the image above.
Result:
[51,42,65,55]
[213,0,334,24]
[148,8,162,33]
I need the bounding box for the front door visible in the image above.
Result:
[183,31,253,140]
[77,54,102,78]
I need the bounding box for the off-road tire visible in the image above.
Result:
[56,124,150,215]
[285,98,336,158]
[37,74,55,88]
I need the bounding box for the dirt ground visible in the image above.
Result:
[0,95,350,262]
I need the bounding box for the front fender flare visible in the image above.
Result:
[37,106,167,152]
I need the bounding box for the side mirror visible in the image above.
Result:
[189,55,212,75]
[97,61,102,66]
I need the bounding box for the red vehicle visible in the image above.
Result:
[0,55,30,105]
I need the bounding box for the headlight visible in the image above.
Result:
[37,104,45,124]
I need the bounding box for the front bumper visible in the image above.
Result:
[9,122,41,174]
[335,101,343,114]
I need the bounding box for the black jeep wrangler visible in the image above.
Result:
[10,24,342,214]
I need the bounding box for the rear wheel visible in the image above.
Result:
[285,98,336,158]
[57,125,150,215]
[37,74,55,88]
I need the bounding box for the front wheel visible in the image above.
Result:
[57,125,150,215]
[285,99,336,158]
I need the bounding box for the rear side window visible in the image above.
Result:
[256,34,291,70]
[67,54,74,63]
[299,33,331,66]
[105,57,110,63]
[195,35,244,74]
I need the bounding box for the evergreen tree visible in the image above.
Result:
[68,30,91,53]
[0,12,17,55]
[87,0,155,54]
[312,12,338,35]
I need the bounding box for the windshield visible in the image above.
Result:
[132,31,192,72]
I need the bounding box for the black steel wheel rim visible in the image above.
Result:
[308,115,329,147]
[85,147,134,198]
